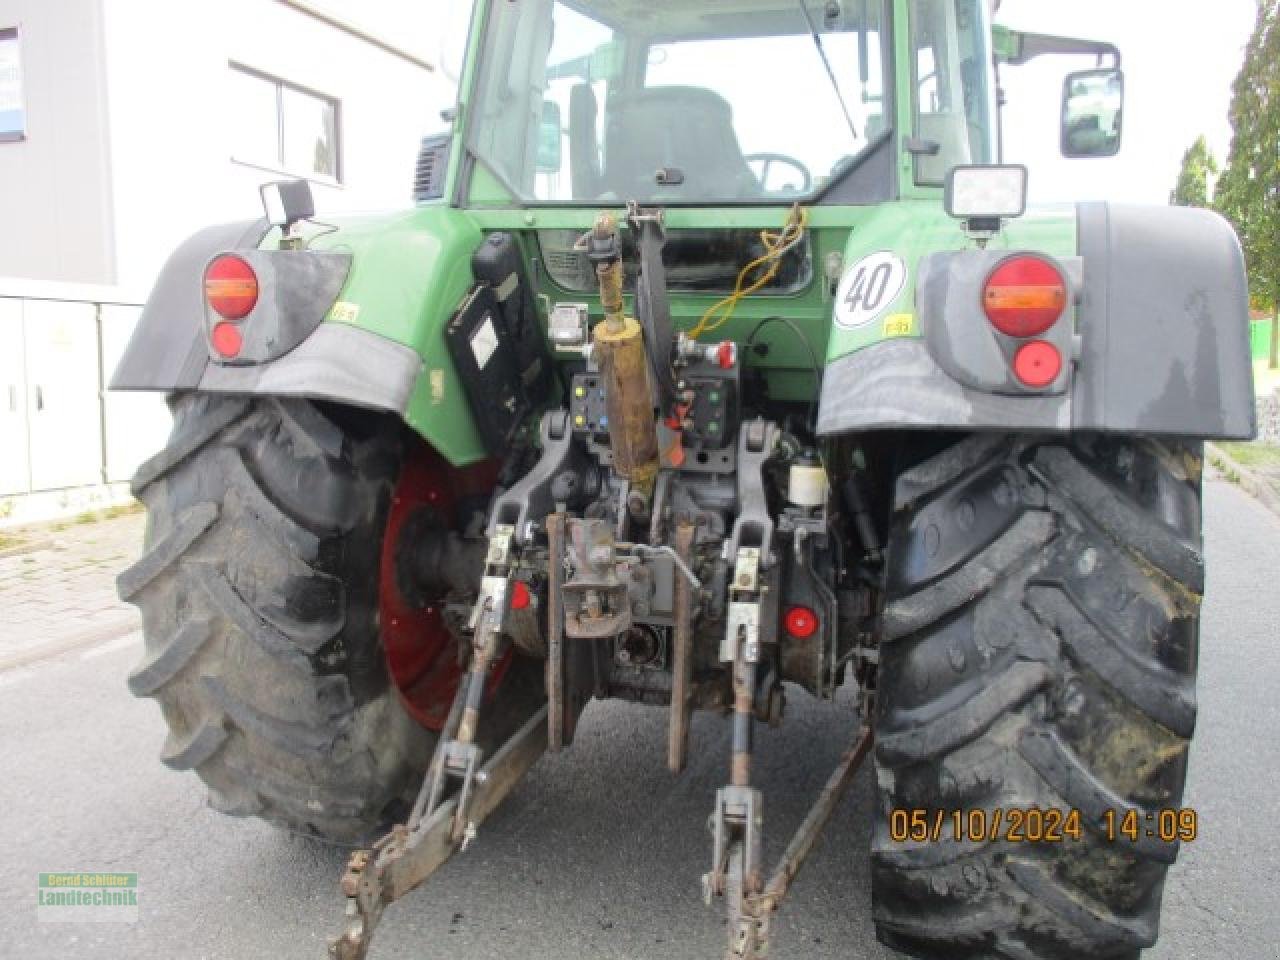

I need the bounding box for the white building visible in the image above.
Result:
[0,0,460,520]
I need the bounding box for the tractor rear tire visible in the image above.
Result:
[871,434,1203,960]
[120,393,538,843]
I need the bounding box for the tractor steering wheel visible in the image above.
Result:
[745,153,812,195]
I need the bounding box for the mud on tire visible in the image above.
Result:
[872,434,1203,960]
[121,393,429,843]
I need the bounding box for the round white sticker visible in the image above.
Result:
[834,252,908,330]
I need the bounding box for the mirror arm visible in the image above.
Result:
[997,30,1121,69]
[994,60,1005,164]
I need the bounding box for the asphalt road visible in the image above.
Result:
[2,476,1278,960]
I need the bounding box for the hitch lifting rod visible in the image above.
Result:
[751,725,873,917]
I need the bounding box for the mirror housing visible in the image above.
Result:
[1061,68,1124,158]
[536,101,563,173]
[259,180,315,230]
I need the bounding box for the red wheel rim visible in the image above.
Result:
[378,445,508,730]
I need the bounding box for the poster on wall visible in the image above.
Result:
[0,28,25,142]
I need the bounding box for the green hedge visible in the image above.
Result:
[1255,318,1277,360]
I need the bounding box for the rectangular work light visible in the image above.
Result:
[944,164,1029,221]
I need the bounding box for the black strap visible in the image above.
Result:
[632,215,678,411]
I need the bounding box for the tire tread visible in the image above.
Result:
[873,435,1201,960]
[122,394,431,841]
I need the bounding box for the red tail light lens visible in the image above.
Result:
[784,605,819,639]
[210,321,244,359]
[983,256,1067,338]
[1012,340,1062,388]
[205,255,258,320]
[510,581,531,611]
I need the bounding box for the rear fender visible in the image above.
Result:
[112,219,269,389]
[817,203,1257,440]
[111,207,493,466]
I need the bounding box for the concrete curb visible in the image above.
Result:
[1206,442,1280,519]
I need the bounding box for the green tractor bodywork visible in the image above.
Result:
[309,201,1078,466]
[114,0,1253,451]
[111,3,1258,960]
[298,0,1082,466]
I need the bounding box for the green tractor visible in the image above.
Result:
[112,2,1255,958]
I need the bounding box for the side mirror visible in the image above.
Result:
[260,180,314,229]
[536,101,563,173]
[1061,68,1124,158]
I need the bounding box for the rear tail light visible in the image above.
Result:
[205,255,259,320]
[784,605,819,639]
[983,256,1067,338]
[1012,340,1062,388]
[210,322,244,359]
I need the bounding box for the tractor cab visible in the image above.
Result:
[464,0,1000,206]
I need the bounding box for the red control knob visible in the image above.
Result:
[716,341,736,369]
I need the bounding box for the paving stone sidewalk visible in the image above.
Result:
[0,511,145,669]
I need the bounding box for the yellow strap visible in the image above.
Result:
[689,204,809,340]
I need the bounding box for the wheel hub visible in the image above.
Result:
[378,445,505,730]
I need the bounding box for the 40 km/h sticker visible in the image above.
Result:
[834,252,908,329]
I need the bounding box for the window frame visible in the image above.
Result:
[0,26,26,143]
[460,0,898,209]
[228,62,343,184]
[907,0,998,187]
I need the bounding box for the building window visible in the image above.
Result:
[0,27,25,142]
[229,64,340,181]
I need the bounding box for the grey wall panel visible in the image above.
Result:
[0,0,115,284]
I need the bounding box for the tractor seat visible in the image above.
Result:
[600,86,759,200]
